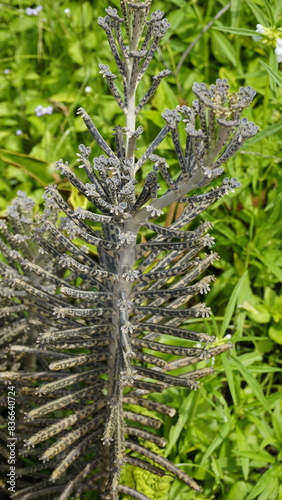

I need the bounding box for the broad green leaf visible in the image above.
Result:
[0,179,10,191]
[268,322,282,345]
[220,271,248,337]
[166,9,186,35]
[0,102,17,117]
[0,149,53,186]
[142,111,164,128]
[240,302,271,324]
[264,287,277,306]
[153,79,178,112]
[68,40,84,65]
[27,115,48,136]
[227,481,249,500]
[230,354,270,413]
[81,2,94,29]
[271,297,282,323]
[7,16,34,33]
[0,131,11,141]
[6,165,28,183]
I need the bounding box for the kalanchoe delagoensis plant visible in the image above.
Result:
[0,1,258,499]
[0,191,66,374]
[0,192,77,476]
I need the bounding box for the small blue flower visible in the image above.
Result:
[4,68,11,74]
[35,105,53,117]
[15,130,23,136]
[35,105,44,117]
[26,7,37,16]
[45,105,53,115]
[26,6,42,16]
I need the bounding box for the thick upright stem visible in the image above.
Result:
[126,59,137,159]
[102,219,139,496]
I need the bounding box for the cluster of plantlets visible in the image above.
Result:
[0,1,258,499]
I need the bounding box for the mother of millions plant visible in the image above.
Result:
[0,1,259,499]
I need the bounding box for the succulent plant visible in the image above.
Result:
[0,1,258,499]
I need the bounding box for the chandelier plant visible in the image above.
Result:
[0,1,258,499]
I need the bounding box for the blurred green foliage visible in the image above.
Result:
[0,0,282,499]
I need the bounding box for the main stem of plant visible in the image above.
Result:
[102,60,139,498]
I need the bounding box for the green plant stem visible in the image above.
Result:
[176,3,231,74]
[262,76,270,129]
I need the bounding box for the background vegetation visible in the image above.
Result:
[0,0,282,499]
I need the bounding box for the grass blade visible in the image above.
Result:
[246,466,280,500]
[200,420,232,465]
[212,26,259,36]
[259,60,282,88]
[230,354,270,414]
[220,271,248,337]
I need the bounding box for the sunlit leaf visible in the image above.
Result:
[0,149,53,185]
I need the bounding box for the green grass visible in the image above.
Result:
[1,0,282,499]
